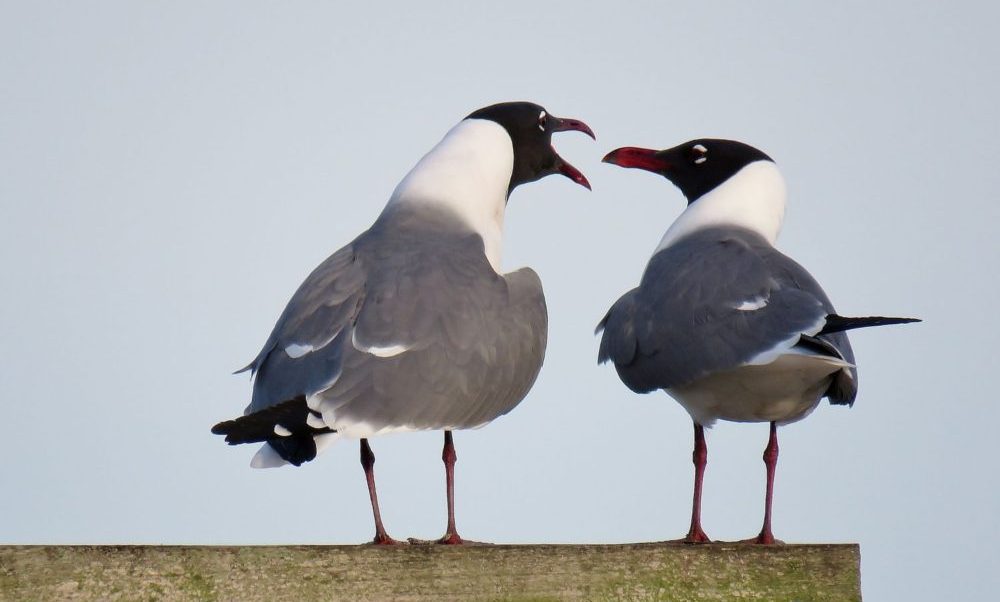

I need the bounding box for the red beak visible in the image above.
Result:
[550,116,596,140]
[550,115,596,190]
[555,157,591,190]
[602,147,670,173]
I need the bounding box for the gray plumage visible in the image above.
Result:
[597,226,857,406]
[242,203,547,434]
[213,101,593,545]
[597,139,918,543]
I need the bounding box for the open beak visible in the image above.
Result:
[550,116,596,140]
[553,155,591,190]
[602,147,670,173]
[549,115,596,190]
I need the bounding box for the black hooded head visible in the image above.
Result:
[603,139,773,203]
[467,101,595,196]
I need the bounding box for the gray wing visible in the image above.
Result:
[310,230,547,433]
[598,227,856,403]
[761,246,856,405]
[243,218,546,434]
[240,240,367,414]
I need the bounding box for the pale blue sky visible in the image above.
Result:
[2,2,998,600]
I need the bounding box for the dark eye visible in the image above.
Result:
[537,110,547,132]
[691,144,708,165]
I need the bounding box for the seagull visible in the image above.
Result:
[597,139,918,544]
[212,101,594,545]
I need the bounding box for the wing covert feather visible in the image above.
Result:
[599,227,854,398]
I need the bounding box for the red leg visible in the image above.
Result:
[753,422,780,544]
[436,430,464,544]
[684,422,711,543]
[360,438,400,545]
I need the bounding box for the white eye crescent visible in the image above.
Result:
[538,110,547,131]
[693,144,708,164]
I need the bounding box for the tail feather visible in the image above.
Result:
[818,314,921,335]
[211,395,335,466]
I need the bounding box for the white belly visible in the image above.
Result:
[667,352,852,426]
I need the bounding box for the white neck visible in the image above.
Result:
[653,160,787,253]
[384,119,514,271]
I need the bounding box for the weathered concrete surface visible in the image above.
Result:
[0,543,860,601]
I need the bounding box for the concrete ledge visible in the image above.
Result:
[0,543,861,601]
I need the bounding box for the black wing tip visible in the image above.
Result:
[827,396,856,407]
[596,340,610,364]
[595,313,611,363]
[819,314,922,335]
[827,389,857,407]
[211,395,335,449]
[594,313,610,336]
[626,382,659,395]
[210,418,266,445]
[270,437,318,466]
[879,316,922,326]
[232,356,258,375]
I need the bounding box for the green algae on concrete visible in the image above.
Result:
[0,543,860,601]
